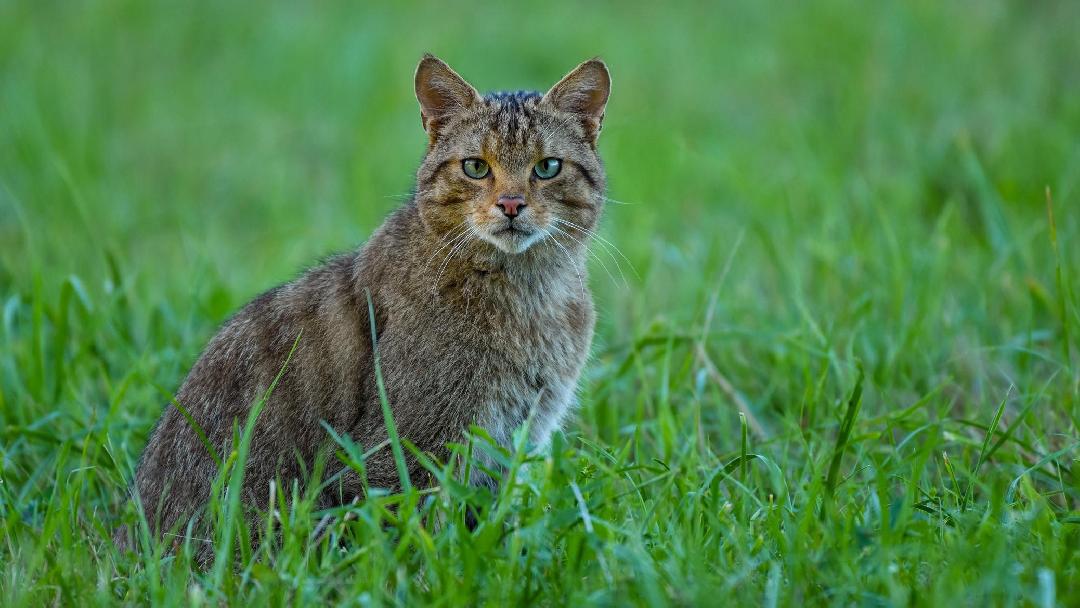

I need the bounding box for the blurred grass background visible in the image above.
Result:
[2,0,1079,605]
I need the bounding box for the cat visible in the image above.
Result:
[115,54,610,560]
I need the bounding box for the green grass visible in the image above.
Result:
[2,0,1080,605]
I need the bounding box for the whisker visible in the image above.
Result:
[425,223,474,267]
[437,222,474,247]
[548,224,621,290]
[433,232,472,286]
[549,220,622,286]
[431,230,476,298]
[553,217,634,271]
[602,196,636,206]
[552,217,639,282]
[544,230,586,300]
[551,225,620,289]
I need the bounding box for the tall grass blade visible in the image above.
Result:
[365,288,412,492]
[825,365,864,498]
[211,330,302,588]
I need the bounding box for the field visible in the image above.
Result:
[2,0,1079,605]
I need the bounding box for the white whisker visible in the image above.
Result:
[431,230,476,299]
[548,224,621,290]
[425,223,474,267]
[544,230,586,300]
[552,217,639,282]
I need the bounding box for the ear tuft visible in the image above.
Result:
[542,58,611,142]
[414,54,481,142]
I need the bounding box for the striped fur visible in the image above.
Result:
[117,55,611,563]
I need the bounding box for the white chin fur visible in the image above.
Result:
[483,230,542,254]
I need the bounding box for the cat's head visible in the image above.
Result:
[413,54,609,255]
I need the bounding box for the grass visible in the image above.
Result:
[2,0,1080,604]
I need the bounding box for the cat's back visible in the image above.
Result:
[183,251,370,418]
[133,252,373,509]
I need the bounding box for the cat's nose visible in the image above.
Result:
[496,195,526,218]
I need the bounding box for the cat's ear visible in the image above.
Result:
[542,58,611,143]
[414,54,481,142]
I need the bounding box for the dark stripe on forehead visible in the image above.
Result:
[421,158,454,187]
[485,90,542,104]
[487,90,541,147]
[506,105,519,145]
[570,160,598,189]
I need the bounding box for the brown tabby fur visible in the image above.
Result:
[116,55,611,561]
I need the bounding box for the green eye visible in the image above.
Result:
[462,158,489,179]
[533,158,562,179]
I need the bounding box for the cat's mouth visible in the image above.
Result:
[483,222,542,254]
[494,226,530,236]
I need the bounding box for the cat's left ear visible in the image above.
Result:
[542,58,611,143]
[415,54,482,143]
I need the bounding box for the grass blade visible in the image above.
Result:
[825,365,864,498]
[365,288,412,492]
[211,330,302,588]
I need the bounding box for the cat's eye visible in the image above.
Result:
[462,158,490,179]
[533,158,562,180]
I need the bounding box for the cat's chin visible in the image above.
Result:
[482,227,543,254]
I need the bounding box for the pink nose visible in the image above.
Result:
[496,195,526,218]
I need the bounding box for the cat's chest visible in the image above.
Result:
[378,288,593,445]
[385,294,589,384]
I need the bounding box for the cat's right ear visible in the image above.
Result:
[414,54,481,143]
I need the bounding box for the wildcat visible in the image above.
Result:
[116,54,610,559]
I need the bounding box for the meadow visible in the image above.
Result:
[2,0,1079,605]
